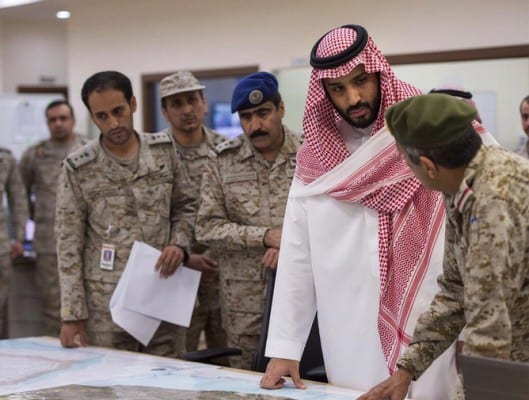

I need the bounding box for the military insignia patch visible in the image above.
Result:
[249,89,263,105]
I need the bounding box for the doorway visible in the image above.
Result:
[141,66,258,135]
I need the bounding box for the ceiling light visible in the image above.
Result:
[0,0,40,8]
[56,10,70,19]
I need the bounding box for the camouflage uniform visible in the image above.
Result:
[196,127,301,369]
[0,147,29,336]
[398,146,529,398]
[164,126,229,352]
[19,134,89,336]
[55,132,195,357]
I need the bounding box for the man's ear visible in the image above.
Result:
[130,95,137,113]
[419,156,438,179]
[277,100,286,118]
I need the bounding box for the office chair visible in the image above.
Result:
[251,269,327,383]
[184,269,327,383]
[459,354,529,400]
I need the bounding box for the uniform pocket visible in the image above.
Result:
[222,278,267,335]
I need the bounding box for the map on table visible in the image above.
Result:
[0,337,363,399]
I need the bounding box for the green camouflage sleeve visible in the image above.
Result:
[6,154,29,241]
[195,161,268,250]
[400,195,526,378]
[459,196,525,357]
[169,151,195,255]
[55,163,88,321]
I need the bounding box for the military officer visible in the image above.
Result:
[196,72,302,369]
[55,71,195,357]
[158,71,228,353]
[19,100,88,336]
[514,95,529,158]
[360,94,529,400]
[0,148,29,337]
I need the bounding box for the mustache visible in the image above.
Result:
[250,130,268,139]
[346,102,370,114]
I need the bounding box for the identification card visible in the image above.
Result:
[100,243,115,270]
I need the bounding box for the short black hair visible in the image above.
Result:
[45,100,74,119]
[521,95,529,112]
[402,126,482,169]
[81,71,133,111]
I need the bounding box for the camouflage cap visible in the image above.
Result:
[159,71,205,99]
[385,93,477,149]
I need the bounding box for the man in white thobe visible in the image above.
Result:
[260,23,458,399]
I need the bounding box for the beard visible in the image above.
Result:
[338,94,381,129]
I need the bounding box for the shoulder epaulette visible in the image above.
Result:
[213,134,229,147]
[76,134,91,146]
[215,136,243,154]
[299,133,305,144]
[34,138,49,148]
[143,131,172,145]
[65,141,98,170]
[209,135,229,157]
[284,126,304,145]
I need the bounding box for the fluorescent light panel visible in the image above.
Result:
[0,0,41,8]
[56,10,70,19]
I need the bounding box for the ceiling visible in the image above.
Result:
[0,0,84,20]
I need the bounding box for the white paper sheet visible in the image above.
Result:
[110,241,201,346]
[110,242,160,346]
[122,241,201,327]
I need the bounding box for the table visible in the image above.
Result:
[0,337,364,399]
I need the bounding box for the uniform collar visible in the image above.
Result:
[169,126,224,159]
[451,146,485,213]
[98,132,159,181]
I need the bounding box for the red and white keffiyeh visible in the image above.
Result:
[296,25,446,373]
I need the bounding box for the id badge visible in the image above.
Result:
[100,243,115,270]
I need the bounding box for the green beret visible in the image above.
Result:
[384,93,477,149]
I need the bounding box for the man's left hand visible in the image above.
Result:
[262,248,280,269]
[187,254,219,283]
[10,240,23,260]
[155,245,185,278]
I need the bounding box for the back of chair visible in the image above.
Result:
[252,269,326,383]
[299,317,325,381]
[251,269,276,372]
[459,355,529,400]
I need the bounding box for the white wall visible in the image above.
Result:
[0,18,67,92]
[63,0,528,139]
[0,21,3,91]
[393,59,529,150]
[277,59,529,150]
[1,0,528,143]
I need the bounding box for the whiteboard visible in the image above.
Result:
[0,93,65,160]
